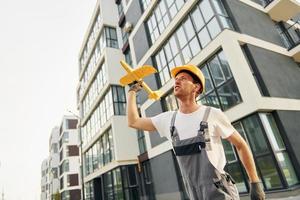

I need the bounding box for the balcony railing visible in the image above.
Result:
[261,0,274,7]
[277,21,300,50]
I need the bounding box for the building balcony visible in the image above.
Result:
[277,20,300,61]
[263,0,300,21]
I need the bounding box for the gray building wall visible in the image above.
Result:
[225,0,284,47]
[132,23,150,63]
[246,44,300,99]
[275,111,300,178]
[150,151,184,199]
[125,0,143,26]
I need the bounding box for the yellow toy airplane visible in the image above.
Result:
[119,60,161,100]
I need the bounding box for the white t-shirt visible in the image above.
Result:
[151,105,236,173]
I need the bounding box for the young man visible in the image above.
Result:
[127,64,265,200]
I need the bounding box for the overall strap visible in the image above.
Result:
[170,111,178,138]
[203,106,211,122]
[198,106,211,136]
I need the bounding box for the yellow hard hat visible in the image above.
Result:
[171,64,205,93]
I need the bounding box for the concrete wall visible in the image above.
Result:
[225,0,284,47]
[246,44,300,99]
[132,23,150,64]
[275,110,300,178]
[125,0,143,26]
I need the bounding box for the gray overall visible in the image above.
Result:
[170,107,240,200]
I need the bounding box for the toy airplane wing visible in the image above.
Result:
[119,65,157,86]
[119,60,162,100]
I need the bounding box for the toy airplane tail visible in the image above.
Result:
[119,60,162,100]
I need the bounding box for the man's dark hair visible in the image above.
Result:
[176,70,201,84]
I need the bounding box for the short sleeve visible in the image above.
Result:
[214,109,236,139]
[150,111,173,139]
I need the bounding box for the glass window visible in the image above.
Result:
[151,0,234,89]
[113,168,124,200]
[176,27,188,48]
[222,140,236,162]
[217,80,241,110]
[198,27,211,48]
[226,163,247,193]
[138,130,147,154]
[212,0,228,15]
[208,56,226,86]
[201,66,213,92]
[112,85,126,115]
[199,0,214,23]
[200,91,220,109]
[260,114,285,151]
[145,0,185,44]
[276,152,299,186]
[218,51,232,80]
[225,113,299,192]
[207,17,221,38]
[243,115,269,155]
[257,155,283,189]
[104,172,114,200]
[198,51,241,111]
[108,129,114,161]
[191,7,205,32]
[105,27,118,48]
[125,49,132,66]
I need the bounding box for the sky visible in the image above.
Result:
[0,0,96,199]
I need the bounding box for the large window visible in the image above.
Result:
[84,181,94,200]
[79,26,118,100]
[82,62,107,117]
[153,0,234,86]
[79,10,101,72]
[84,128,114,176]
[112,85,126,115]
[84,166,140,200]
[275,21,300,50]
[59,132,69,148]
[124,49,132,66]
[106,27,118,49]
[137,130,147,154]
[81,86,125,146]
[140,0,151,12]
[197,51,242,111]
[224,113,299,193]
[146,0,185,44]
[60,160,69,175]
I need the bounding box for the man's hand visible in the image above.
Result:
[129,81,143,93]
[250,182,265,200]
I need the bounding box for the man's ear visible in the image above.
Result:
[194,83,201,94]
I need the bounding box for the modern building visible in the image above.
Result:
[41,127,60,200]
[77,0,141,199]
[78,0,300,199]
[41,117,81,200]
[58,116,81,200]
[41,158,49,200]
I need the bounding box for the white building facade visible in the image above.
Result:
[77,0,141,199]
[58,116,81,200]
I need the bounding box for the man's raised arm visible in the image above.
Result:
[127,88,156,132]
